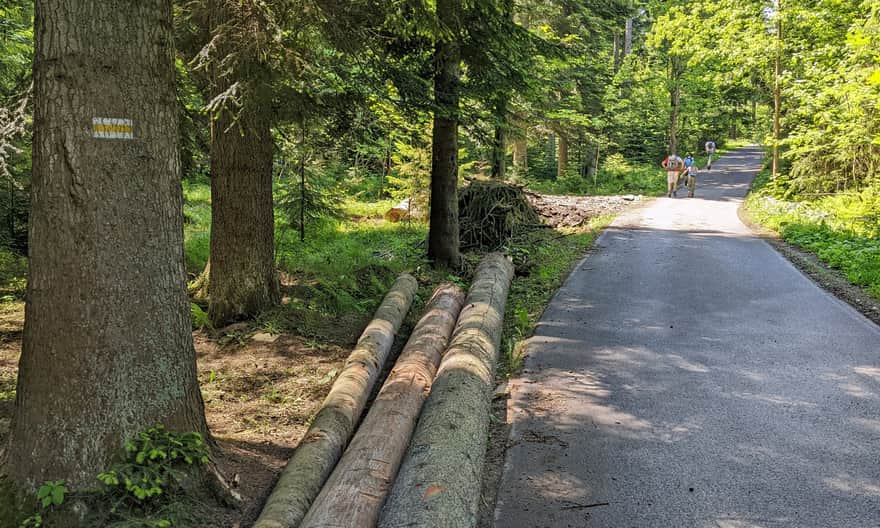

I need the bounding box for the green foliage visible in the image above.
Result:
[190,303,210,330]
[97,426,209,504]
[35,481,66,509]
[746,173,880,298]
[498,216,611,377]
[778,1,879,195]
[182,179,211,274]
[0,248,27,300]
[526,154,666,196]
[274,131,345,241]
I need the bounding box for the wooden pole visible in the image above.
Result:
[301,283,466,528]
[379,254,515,528]
[254,274,419,528]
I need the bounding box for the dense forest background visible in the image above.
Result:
[1,0,878,323]
[0,0,872,243]
[0,1,878,526]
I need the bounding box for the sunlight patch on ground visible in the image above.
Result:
[853,365,880,381]
[823,473,880,497]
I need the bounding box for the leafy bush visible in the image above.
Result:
[0,249,26,300]
[190,304,210,330]
[97,426,209,504]
[525,154,665,196]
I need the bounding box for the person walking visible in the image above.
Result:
[683,154,695,190]
[662,152,684,197]
[685,163,698,197]
[705,140,716,170]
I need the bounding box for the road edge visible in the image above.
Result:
[737,199,880,328]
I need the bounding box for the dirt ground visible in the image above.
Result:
[0,306,352,527]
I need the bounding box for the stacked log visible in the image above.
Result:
[300,283,466,527]
[253,274,418,528]
[378,253,515,528]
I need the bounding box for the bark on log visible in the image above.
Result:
[378,254,515,528]
[300,283,466,528]
[254,274,419,528]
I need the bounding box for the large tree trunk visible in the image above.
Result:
[206,3,280,327]
[427,0,462,268]
[4,0,208,491]
[300,283,466,528]
[254,274,418,528]
[379,254,515,528]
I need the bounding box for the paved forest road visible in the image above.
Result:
[494,146,880,528]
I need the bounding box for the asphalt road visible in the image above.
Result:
[493,146,880,528]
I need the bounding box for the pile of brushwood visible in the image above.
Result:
[253,254,515,528]
[459,181,542,250]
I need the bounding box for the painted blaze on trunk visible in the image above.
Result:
[5,0,208,490]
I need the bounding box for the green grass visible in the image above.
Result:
[181,179,432,339]
[0,249,27,302]
[498,216,613,377]
[523,141,747,197]
[525,154,666,196]
[182,179,211,274]
[744,170,880,298]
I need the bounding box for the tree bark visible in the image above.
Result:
[300,283,466,528]
[512,138,527,175]
[428,0,462,268]
[668,56,683,156]
[207,84,279,327]
[557,134,568,179]
[379,254,515,528]
[254,274,418,528]
[4,0,208,491]
[612,30,622,73]
[491,99,507,180]
[624,17,634,56]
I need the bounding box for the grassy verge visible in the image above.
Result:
[743,170,880,299]
[183,181,429,341]
[498,216,613,377]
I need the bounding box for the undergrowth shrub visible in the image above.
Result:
[746,175,880,298]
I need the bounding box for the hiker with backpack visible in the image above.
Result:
[661,153,684,197]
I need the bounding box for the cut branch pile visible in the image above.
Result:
[253,273,418,528]
[459,181,542,250]
[526,192,643,228]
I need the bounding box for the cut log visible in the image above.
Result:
[378,253,515,528]
[300,283,466,528]
[253,273,418,528]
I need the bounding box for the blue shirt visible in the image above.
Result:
[684,156,694,167]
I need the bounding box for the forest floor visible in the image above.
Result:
[0,191,648,526]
